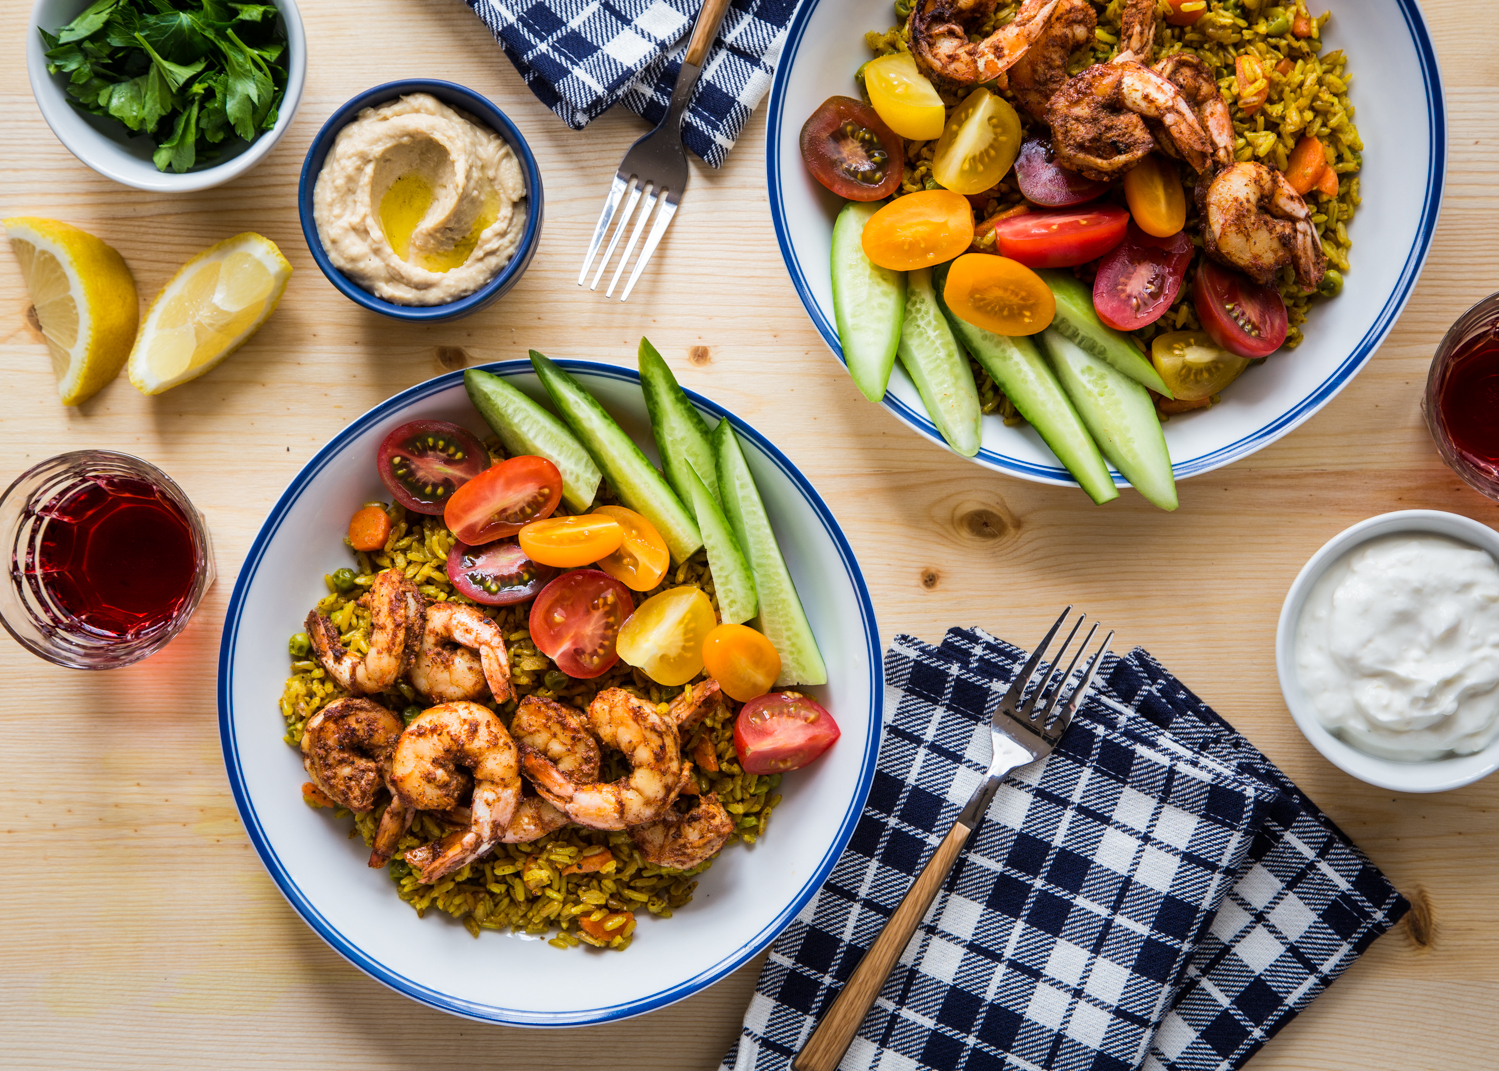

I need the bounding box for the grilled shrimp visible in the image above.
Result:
[1153,53,1235,168]
[502,696,600,844]
[390,701,521,883]
[408,600,512,704]
[668,678,727,732]
[1047,60,1213,179]
[1007,0,1096,119]
[300,697,403,813]
[522,688,682,830]
[630,792,735,871]
[305,569,424,694]
[909,0,1061,86]
[1115,0,1160,63]
[1201,161,1326,291]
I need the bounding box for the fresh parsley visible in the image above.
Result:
[40,0,289,174]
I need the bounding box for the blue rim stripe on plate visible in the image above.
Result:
[765,0,1446,487]
[216,360,883,1026]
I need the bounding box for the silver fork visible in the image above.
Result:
[793,608,1114,1071]
[577,0,734,300]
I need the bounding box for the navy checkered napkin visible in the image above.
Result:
[463,0,796,166]
[721,629,1408,1071]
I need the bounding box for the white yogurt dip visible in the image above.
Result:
[1295,533,1499,760]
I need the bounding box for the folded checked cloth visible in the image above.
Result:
[721,629,1409,1071]
[462,0,797,166]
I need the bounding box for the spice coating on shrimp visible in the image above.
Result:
[305,569,424,695]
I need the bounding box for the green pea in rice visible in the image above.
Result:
[280,443,781,950]
[861,0,1359,395]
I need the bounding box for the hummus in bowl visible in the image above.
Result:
[312,93,527,307]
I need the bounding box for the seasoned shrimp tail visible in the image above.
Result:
[910,0,1061,86]
[306,569,425,695]
[1203,161,1327,290]
[391,701,522,883]
[668,679,727,731]
[631,792,735,871]
[408,600,512,704]
[1007,0,1096,120]
[300,697,404,813]
[369,794,414,869]
[522,688,682,830]
[1154,53,1235,168]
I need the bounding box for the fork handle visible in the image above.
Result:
[792,820,974,1071]
[684,0,735,66]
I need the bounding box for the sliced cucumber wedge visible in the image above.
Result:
[832,200,907,402]
[713,419,827,686]
[637,336,720,514]
[528,350,703,561]
[682,461,757,624]
[897,267,982,457]
[1038,269,1172,397]
[1039,329,1177,511]
[464,368,601,512]
[932,266,1117,505]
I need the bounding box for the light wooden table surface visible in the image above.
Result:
[1,0,1493,1067]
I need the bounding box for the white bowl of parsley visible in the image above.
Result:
[27,0,305,192]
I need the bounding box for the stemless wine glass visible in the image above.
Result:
[0,451,215,669]
[1424,292,1499,501]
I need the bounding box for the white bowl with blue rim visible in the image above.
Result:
[26,0,306,193]
[296,79,544,323]
[765,0,1445,488]
[217,360,881,1025]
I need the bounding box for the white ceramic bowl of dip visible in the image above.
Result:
[1276,509,1499,793]
[26,0,306,192]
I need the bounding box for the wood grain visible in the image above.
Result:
[0,0,1495,1068]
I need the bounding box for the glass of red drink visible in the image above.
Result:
[1,451,214,669]
[1424,293,1499,502]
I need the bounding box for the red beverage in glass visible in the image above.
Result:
[36,475,198,638]
[2,451,214,669]
[1435,333,1499,467]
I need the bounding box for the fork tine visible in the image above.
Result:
[1037,621,1098,730]
[619,191,678,301]
[1048,629,1114,738]
[1001,606,1073,710]
[1020,614,1084,722]
[607,182,659,297]
[579,174,630,286]
[589,177,642,291]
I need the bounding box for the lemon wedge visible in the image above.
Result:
[128,232,292,395]
[4,217,139,406]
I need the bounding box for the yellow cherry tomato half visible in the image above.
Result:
[931,88,1022,196]
[615,586,718,687]
[517,514,623,568]
[861,190,975,271]
[1149,330,1250,401]
[862,52,946,142]
[702,623,783,702]
[942,253,1056,336]
[593,505,670,591]
[1123,155,1187,238]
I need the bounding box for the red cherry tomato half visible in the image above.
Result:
[733,692,841,775]
[376,420,488,515]
[800,96,904,201]
[1191,260,1289,359]
[529,570,634,680]
[1013,136,1111,207]
[443,455,562,546]
[446,540,557,606]
[1092,223,1195,331]
[988,204,1130,268]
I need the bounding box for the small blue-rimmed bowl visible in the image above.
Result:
[297,79,544,323]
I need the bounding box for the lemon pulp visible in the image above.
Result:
[378,173,499,274]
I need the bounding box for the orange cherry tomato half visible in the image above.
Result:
[518,514,624,568]
[733,692,840,775]
[593,505,670,591]
[1123,155,1187,238]
[860,190,975,271]
[702,623,782,702]
[443,455,562,545]
[942,253,1056,336]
